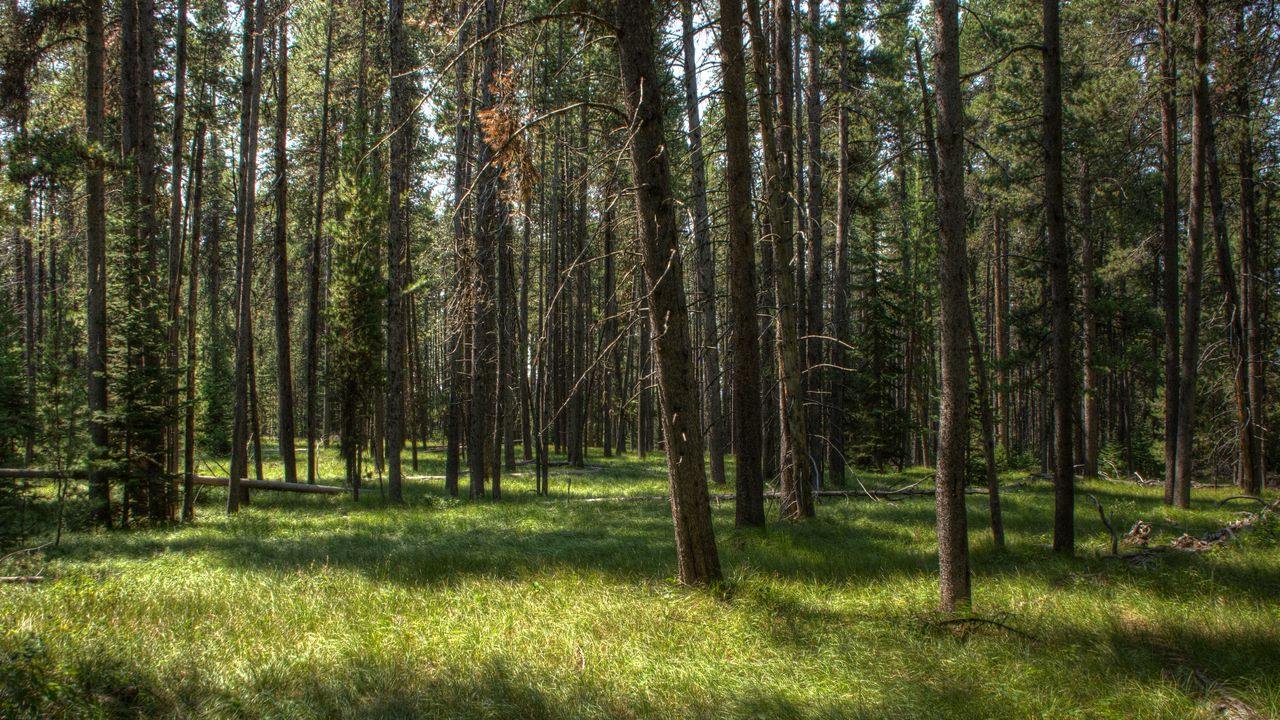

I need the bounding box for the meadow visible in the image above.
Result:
[2,449,1278,719]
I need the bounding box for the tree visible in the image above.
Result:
[720,0,765,527]
[385,0,416,503]
[1043,0,1073,555]
[272,8,298,486]
[84,0,109,525]
[615,0,722,585]
[932,0,971,611]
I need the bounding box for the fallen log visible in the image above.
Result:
[0,468,86,480]
[192,475,345,495]
[0,576,44,584]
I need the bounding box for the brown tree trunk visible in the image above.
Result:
[1044,0,1074,554]
[1235,5,1264,494]
[273,11,298,486]
[385,0,415,503]
[615,0,722,585]
[1158,0,1181,505]
[720,0,765,527]
[304,0,334,485]
[165,0,190,487]
[804,0,824,487]
[932,0,972,611]
[229,0,266,512]
[680,0,727,487]
[85,0,110,525]
[747,0,813,520]
[1174,0,1210,509]
[1080,162,1100,479]
[183,129,205,521]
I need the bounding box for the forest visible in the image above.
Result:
[2,0,1279,716]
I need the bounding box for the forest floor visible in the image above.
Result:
[2,449,1279,719]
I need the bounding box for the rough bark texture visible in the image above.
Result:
[229,0,266,513]
[720,0,765,527]
[932,0,972,611]
[305,0,335,485]
[1044,0,1074,555]
[804,0,824,488]
[1158,0,1180,505]
[680,0,727,487]
[615,0,722,585]
[84,0,110,525]
[385,0,415,503]
[273,12,298,486]
[1174,0,1209,510]
[1080,163,1099,479]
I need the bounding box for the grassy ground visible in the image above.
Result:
[3,448,1279,719]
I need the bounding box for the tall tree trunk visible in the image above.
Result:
[721,0,765,527]
[445,1,470,497]
[1158,0,1181,505]
[183,129,205,521]
[804,0,824,487]
[273,10,298,486]
[229,0,267,512]
[969,295,1005,549]
[680,0,727,486]
[165,0,190,485]
[469,0,506,499]
[305,0,335,484]
[1204,66,1257,496]
[1174,0,1210,509]
[615,0,722,585]
[747,0,813,520]
[1235,5,1264,494]
[1044,0,1074,554]
[1080,162,1100,479]
[932,0,972,611]
[386,0,415,503]
[829,0,857,488]
[84,0,110,525]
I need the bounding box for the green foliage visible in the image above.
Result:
[327,134,386,477]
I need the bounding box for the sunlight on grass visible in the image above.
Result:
[3,447,1278,719]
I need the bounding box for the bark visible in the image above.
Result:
[829,0,856,488]
[1158,0,1180,505]
[305,0,334,485]
[469,0,505,499]
[747,0,813,520]
[229,0,267,513]
[804,0,824,486]
[680,0,727,486]
[183,129,205,522]
[1080,163,1099,479]
[932,0,972,611]
[720,0,765,527]
[1044,0,1074,554]
[1235,5,1264,494]
[1204,73,1257,495]
[84,0,110,525]
[165,0,190,481]
[445,1,469,497]
[1174,0,1210,509]
[969,295,1005,549]
[615,0,722,585]
[386,0,415,503]
[273,11,298,486]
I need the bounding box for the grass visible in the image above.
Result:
[3,448,1279,719]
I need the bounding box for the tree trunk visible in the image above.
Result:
[932,0,972,611]
[615,0,722,585]
[229,0,267,512]
[386,0,416,503]
[1174,0,1209,509]
[680,0,727,487]
[84,0,110,525]
[273,11,298,486]
[183,129,205,521]
[1080,162,1100,479]
[165,0,190,486]
[305,0,335,485]
[720,0,765,527]
[1158,0,1180,505]
[804,0,824,488]
[1235,5,1264,494]
[1044,0,1074,554]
